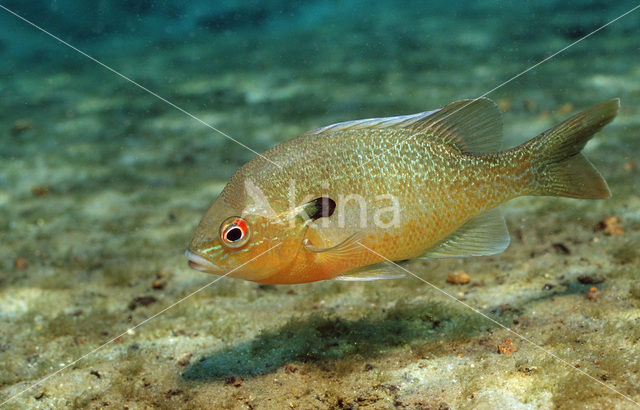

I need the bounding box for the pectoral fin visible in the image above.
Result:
[304,232,364,269]
[420,208,510,259]
[304,232,361,254]
[304,233,405,281]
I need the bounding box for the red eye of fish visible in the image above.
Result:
[219,217,250,248]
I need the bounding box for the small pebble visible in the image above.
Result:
[551,243,570,255]
[32,185,51,197]
[128,296,157,310]
[14,258,28,270]
[497,97,511,112]
[225,376,243,387]
[497,340,518,354]
[623,161,636,172]
[594,216,623,236]
[577,274,605,285]
[12,119,33,135]
[446,271,470,285]
[176,352,192,367]
[556,102,574,115]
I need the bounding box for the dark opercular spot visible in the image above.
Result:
[303,197,336,221]
[226,227,243,242]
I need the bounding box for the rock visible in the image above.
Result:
[577,274,605,284]
[128,296,157,310]
[446,271,470,285]
[594,216,623,236]
[12,119,33,135]
[176,352,192,367]
[32,185,52,197]
[497,340,518,354]
[14,258,28,270]
[551,243,570,254]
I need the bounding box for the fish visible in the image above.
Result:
[185,98,618,284]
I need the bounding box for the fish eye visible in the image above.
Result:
[219,216,250,248]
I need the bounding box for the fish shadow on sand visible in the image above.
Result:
[181,300,478,381]
[182,281,597,382]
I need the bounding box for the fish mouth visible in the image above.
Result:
[185,249,220,273]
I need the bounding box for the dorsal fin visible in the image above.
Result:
[303,109,441,135]
[303,98,503,153]
[419,208,510,259]
[409,98,503,153]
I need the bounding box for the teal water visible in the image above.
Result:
[1,1,639,408]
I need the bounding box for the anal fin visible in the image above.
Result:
[334,261,406,281]
[420,208,510,259]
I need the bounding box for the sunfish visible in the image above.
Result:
[186,98,618,284]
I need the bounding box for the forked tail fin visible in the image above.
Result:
[524,99,619,199]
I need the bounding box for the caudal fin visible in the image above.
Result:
[525,99,619,199]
